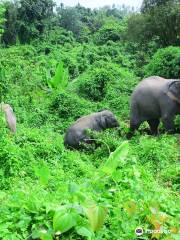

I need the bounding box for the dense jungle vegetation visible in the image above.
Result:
[0,0,179,239]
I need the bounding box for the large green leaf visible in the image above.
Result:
[53,210,77,233]
[51,62,63,89]
[76,226,94,237]
[47,62,68,90]
[85,204,107,232]
[32,229,53,240]
[100,141,129,176]
[40,232,53,240]
[34,162,51,185]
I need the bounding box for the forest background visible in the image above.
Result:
[0,0,179,239]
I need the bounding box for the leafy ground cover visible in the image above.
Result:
[0,40,179,240]
[0,0,179,239]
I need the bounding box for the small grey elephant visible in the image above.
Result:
[1,103,16,133]
[64,110,119,149]
[128,76,180,137]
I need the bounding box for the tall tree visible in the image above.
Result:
[126,0,180,47]
[0,3,5,39]
[141,0,179,12]
[2,1,18,45]
[57,6,83,39]
[18,0,55,43]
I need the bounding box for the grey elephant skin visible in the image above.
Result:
[129,76,180,136]
[1,103,16,133]
[64,110,119,149]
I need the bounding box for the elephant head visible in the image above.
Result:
[169,80,180,99]
[100,110,119,129]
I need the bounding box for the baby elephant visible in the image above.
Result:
[64,110,119,149]
[1,103,16,133]
[128,76,180,137]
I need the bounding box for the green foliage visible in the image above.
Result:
[2,1,18,45]
[125,0,180,48]
[57,6,84,40]
[0,67,8,101]
[53,208,77,233]
[102,67,138,118]
[100,141,129,176]
[0,2,179,240]
[131,135,178,173]
[144,46,180,78]
[50,90,96,129]
[74,61,136,103]
[34,161,51,185]
[0,126,64,188]
[2,0,55,45]
[0,3,5,37]
[37,27,75,46]
[141,0,178,13]
[0,136,178,239]
[85,204,107,232]
[94,19,125,45]
[75,64,114,101]
[47,62,69,90]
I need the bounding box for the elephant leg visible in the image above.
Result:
[127,119,142,139]
[80,137,100,151]
[162,115,175,133]
[147,119,160,135]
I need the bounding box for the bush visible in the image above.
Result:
[77,68,112,102]
[144,46,180,78]
[131,135,178,172]
[0,126,64,189]
[102,67,138,118]
[94,19,124,45]
[74,61,136,102]
[50,90,96,128]
[0,67,8,101]
[33,27,75,52]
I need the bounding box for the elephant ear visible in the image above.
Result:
[100,113,107,129]
[169,80,180,97]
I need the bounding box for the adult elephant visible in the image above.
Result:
[128,76,180,137]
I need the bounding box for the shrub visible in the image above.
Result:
[0,126,64,189]
[77,68,112,102]
[42,27,75,45]
[144,46,180,78]
[50,90,96,128]
[102,67,138,118]
[94,19,124,45]
[0,67,8,101]
[131,135,178,172]
[74,61,136,102]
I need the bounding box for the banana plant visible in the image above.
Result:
[47,61,69,91]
